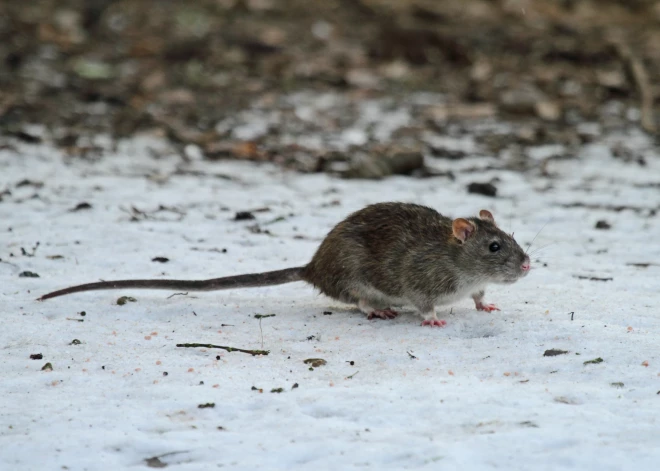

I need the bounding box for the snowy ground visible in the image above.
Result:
[1,131,660,471]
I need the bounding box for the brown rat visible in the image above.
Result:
[37,202,531,326]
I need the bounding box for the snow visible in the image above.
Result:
[1,133,660,471]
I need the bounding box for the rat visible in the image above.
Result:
[37,202,531,326]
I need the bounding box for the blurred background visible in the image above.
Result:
[0,0,658,176]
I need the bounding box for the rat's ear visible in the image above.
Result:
[452,218,476,242]
[479,210,495,223]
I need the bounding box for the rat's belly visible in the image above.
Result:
[355,281,485,309]
[353,283,410,307]
[434,283,487,306]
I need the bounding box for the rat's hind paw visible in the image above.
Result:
[421,319,447,327]
[475,302,500,312]
[367,309,399,320]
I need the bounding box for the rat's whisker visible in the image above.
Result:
[525,220,550,255]
[529,242,556,256]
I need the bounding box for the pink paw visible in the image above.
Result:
[476,303,500,312]
[421,319,447,327]
[367,309,399,320]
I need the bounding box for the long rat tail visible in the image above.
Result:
[37,266,305,301]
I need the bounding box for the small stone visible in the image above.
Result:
[596,69,626,90]
[595,220,611,230]
[303,358,327,368]
[535,101,561,121]
[311,21,333,41]
[345,69,380,89]
[234,211,255,221]
[467,182,497,197]
[72,59,114,80]
[117,296,137,305]
[499,86,545,114]
[543,349,568,357]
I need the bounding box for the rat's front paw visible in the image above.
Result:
[367,309,399,320]
[421,319,447,327]
[475,302,500,312]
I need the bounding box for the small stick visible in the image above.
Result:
[176,343,270,356]
[614,41,656,134]
[167,292,188,299]
[254,313,276,350]
[259,317,264,349]
[0,259,19,269]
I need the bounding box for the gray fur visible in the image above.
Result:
[302,202,529,320]
[39,202,530,325]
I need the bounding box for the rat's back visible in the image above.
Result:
[302,202,453,303]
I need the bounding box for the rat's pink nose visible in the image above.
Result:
[521,258,531,272]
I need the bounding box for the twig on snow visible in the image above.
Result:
[176,343,270,356]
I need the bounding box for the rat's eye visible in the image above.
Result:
[489,242,500,252]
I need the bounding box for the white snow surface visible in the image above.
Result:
[2,135,660,471]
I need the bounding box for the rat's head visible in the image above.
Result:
[451,210,530,284]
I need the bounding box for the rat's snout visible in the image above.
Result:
[521,256,531,273]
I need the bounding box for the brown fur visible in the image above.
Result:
[302,203,529,318]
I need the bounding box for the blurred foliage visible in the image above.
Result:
[0,0,657,157]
